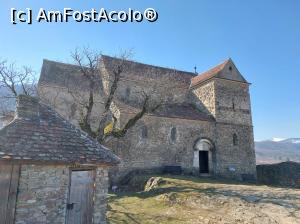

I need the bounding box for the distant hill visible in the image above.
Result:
[255,138,300,164]
[0,85,37,114]
[0,87,16,113]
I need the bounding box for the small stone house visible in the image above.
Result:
[0,95,120,224]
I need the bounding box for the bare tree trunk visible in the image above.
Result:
[68,47,162,145]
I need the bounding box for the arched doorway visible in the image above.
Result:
[193,139,214,174]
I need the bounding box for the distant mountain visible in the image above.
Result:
[0,87,16,113]
[0,85,37,114]
[255,138,300,164]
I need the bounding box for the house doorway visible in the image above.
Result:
[66,169,95,224]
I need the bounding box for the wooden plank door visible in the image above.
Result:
[66,170,95,224]
[0,163,20,224]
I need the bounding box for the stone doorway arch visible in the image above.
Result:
[193,138,214,175]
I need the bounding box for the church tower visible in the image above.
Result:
[190,59,256,180]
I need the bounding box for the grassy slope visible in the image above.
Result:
[107,175,300,224]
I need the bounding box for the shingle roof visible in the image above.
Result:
[101,55,196,86]
[0,96,120,166]
[113,100,214,121]
[39,56,196,90]
[38,59,102,90]
[153,103,215,121]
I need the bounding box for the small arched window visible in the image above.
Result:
[233,133,238,146]
[141,125,148,139]
[171,127,177,142]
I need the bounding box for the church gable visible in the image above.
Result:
[217,59,248,83]
[191,59,248,87]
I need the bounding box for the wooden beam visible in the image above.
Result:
[0,164,20,224]
[6,165,20,224]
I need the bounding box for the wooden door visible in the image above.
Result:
[66,170,95,224]
[199,151,209,173]
[0,163,20,224]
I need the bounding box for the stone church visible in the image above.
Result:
[38,55,257,182]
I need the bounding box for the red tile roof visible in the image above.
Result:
[191,59,229,87]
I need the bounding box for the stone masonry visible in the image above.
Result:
[14,165,109,224]
[38,56,257,183]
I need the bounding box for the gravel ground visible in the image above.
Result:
[107,176,300,224]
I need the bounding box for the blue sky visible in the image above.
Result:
[0,0,299,140]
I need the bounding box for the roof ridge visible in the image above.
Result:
[101,55,196,76]
[42,59,83,68]
[43,57,196,76]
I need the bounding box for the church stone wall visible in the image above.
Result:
[38,85,107,130]
[214,79,252,125]
[190,81,216,116]
[100,59,192,105]
[107,113,256,183]
[214,123,256,180]
[113,78,189,106]
[106,115,216,183]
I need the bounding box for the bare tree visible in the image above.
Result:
[68,47,162,143]
[0,60,37,98]
[0,59,37,117]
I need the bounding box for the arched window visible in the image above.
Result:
[141,125,148,139]
[233,133,238,146]
[170,127,177,142]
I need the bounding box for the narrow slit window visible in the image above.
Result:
[171,127,177,142]
[141,126,148,139]
[233,133,238,146]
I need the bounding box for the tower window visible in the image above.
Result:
[233,133,238,146]
[141,125,148,139]
[229,66,232,71]
[171,127,177,142]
